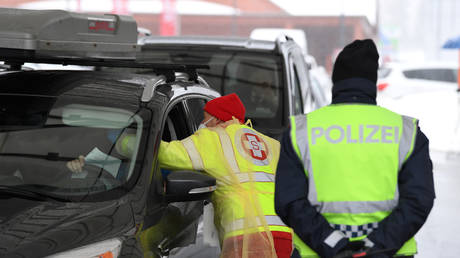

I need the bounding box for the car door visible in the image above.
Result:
[184,97,208,131]
[143,93,216,257]
[289,48,328,114]
[139,97,199,258]
[288,52,305,115]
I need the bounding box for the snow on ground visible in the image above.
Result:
[379,91,460,257]
[416,151,460,258]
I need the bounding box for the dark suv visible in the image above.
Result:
[0,8,218,258]
[138,36,329,139]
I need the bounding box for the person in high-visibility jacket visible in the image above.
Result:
[274,39,435,258]
[158,93,292,258]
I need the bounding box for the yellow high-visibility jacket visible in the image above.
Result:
[158,122,291,257]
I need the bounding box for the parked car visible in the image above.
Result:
[305,54,333,103]
[137,36,329,139]
[0,8,218,258]
[249,29,333,105]
[250,28,308,56]
[377,61,459,98]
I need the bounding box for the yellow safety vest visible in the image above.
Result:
[290,104,418,257]
[158,123,292,244]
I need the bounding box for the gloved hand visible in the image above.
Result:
[66,155,86,173]
[333,240,368,258]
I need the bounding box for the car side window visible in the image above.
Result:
[293,65,304,114]
[162,101,191,141]
[293,49,326,112]
[403,68,457,83]
[289,53,305,115]
[185,98,207,131]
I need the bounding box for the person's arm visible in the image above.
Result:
[67,132,137,173]
[158,139,194,171]
[366,126,435,253]
[275,129,347,257]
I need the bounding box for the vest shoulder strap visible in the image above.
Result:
[181,137,204,171]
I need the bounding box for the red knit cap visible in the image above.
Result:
[204,93,246,123]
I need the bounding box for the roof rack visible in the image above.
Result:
[0,8,211,96]
[0,51,209,81]
[0,8,139,60]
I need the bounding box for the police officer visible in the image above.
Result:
[274,39,435,258]
[159,93,292,258]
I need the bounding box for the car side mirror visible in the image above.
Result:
[164,171,216,202]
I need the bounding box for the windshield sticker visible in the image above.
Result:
[85,147,121,178]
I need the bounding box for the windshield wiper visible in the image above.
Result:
[0,185,69,202]
[0,152,74,161]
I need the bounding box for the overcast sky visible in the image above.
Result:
[20,0,377,24]
[270,0,377,25]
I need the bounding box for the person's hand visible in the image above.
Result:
[334,240,367,258]
[66,155,85,173]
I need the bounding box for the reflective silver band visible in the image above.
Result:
[182,137,204,170]
[223,171,275,183]
[394,116,417,203]
[212,127,241,173]
[294,115,309,165]
[293,115,318,203]
[399,116,417,170]
[225,215,287,232]
[363,237,375,248]
[315,199,398,214]
[324,230,346,248]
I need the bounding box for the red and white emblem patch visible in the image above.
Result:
[244,133,267,160]
[235,128,271,166]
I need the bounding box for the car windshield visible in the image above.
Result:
[0,94,147,201]
[139,49,284,130]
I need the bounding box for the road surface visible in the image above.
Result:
[416,151,460,258]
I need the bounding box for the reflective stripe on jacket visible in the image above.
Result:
[290,104,418,257]
[158,123,291,241]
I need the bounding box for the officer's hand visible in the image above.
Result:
[66,155,85,173]
[334,240,367,258]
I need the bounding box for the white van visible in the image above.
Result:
[250,28,308,55]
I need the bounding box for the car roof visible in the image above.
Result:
[139,35,278,52]
[0,70,145,105]
[0,69,218,106]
